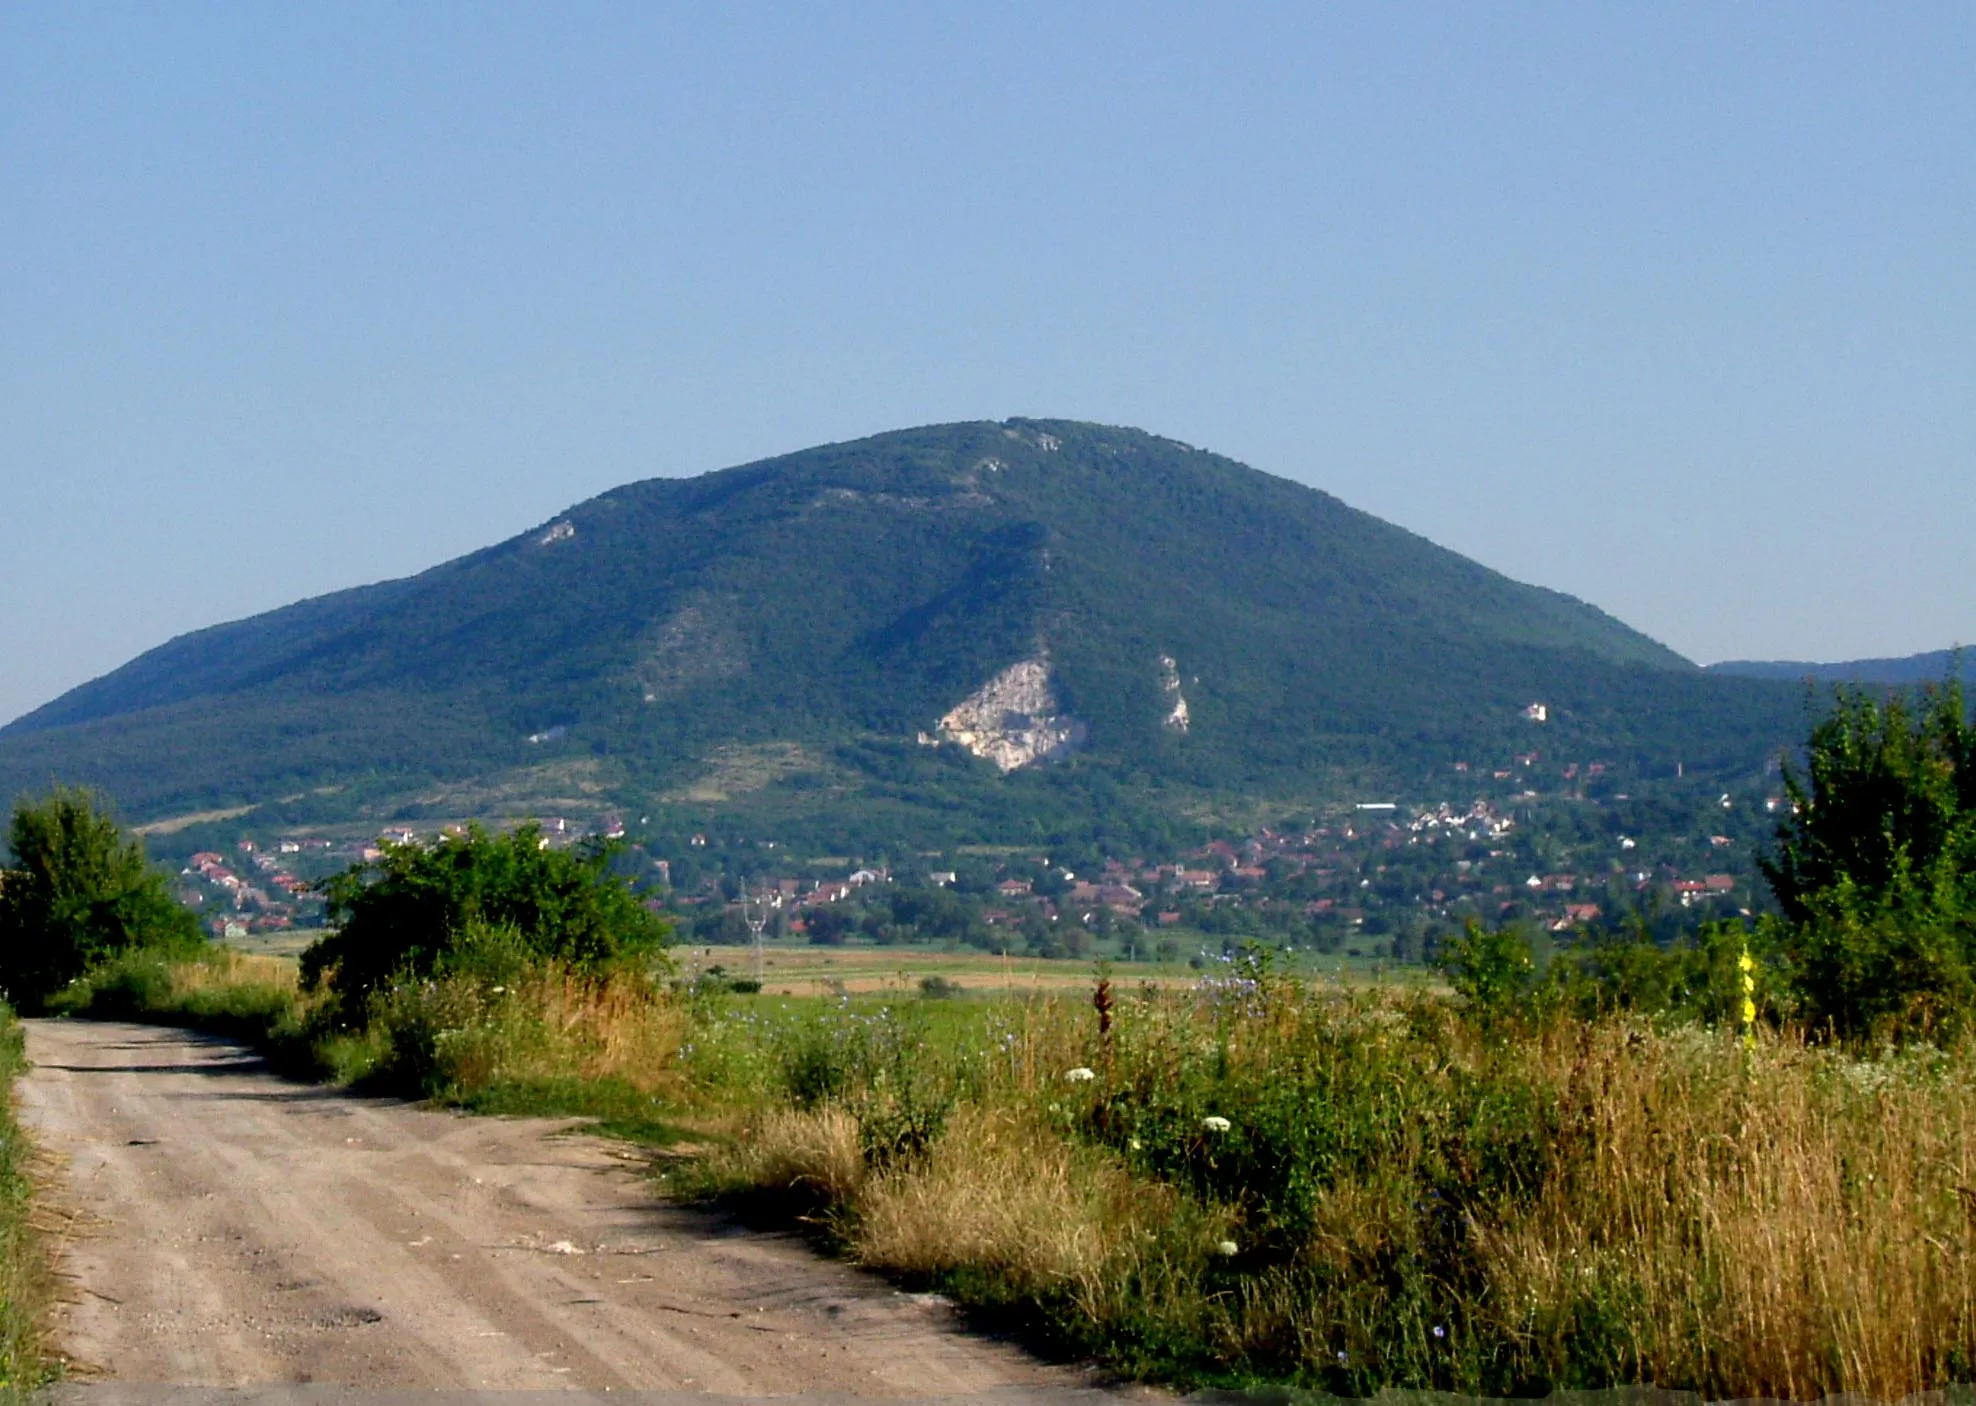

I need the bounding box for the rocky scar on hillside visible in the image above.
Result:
[1159,654,1191,733]
[936,658,1086,772]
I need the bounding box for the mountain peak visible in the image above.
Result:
[3,420,1784,836]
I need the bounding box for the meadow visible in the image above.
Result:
[53,939,1976,1400]
[668,941,1416,998]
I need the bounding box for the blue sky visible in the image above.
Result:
[3,4,1973,726]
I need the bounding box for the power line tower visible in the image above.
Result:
[741,886,774,985]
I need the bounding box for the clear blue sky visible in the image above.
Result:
[4,4,1973,727]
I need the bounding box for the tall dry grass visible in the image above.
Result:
[153,948,300,1000]
[1478,1023,1976,1399]
[702,978,1976,1396]
[372,961,686,1097]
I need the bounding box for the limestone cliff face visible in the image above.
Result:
[937,658,1086,772]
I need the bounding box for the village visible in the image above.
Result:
[162,746,1780,960]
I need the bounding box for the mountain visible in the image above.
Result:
[1707,649,1968,686]
[1,420,1805,844]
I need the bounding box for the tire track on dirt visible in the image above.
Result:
[17,1020,1095,1395]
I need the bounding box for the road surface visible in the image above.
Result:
[17,1020,1096,1397]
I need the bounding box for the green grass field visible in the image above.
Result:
[675,939,1419,998]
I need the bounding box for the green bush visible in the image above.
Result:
[1784,870,1976,1039]
[302,823,668,1012]
[0,786,203,1011]
[1761,678,1976,1039]
[1546,917,1775,1027]
[1432,919,1536,1021]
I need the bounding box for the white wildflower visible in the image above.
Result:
[1065,1067,1096,1083]
[1214,1239,1239,1257]
[1201,1115,1232,1133]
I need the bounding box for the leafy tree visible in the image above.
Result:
[301,823,669,1010]
[1761,678,1976,1037]
[0,786,203,1010]
[1762,680,1976,922]
[1431,919,1535,1020]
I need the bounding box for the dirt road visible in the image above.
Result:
[16,1020,1093,1396]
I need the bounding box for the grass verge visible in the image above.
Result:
[56,946,691,1144]
[0,1004,55,1392]
[679,973,1976,1399]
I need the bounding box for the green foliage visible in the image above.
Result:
[770,1002,967,1165]
[1432,919,1536,1019]
[1763,680,1976,923]
[0,785,202,1011]
[1779,872,1976,1040]
[1545,918,1774,1027]
[1762,679,1976,1038]
[301,824,669,1011]
[0,1003,52,1389]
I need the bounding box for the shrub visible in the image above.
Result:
[301,823,669,1011]
[1760,677,1976,1039]
[0,786,203,1011]
[1546,917,1775,1027]
[1764,678,1976,923]
[1432,919,1535,1021]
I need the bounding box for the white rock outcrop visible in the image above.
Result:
[1159,655,1190,733]
[937,658,1086,772]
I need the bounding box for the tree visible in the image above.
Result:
[1432,919,1535,1021]
[0,786,203,1010]
[1762,679,1976,923]
[301,823,670,1010]
[1761,678,1976,1037]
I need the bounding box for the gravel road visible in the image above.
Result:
[16,1020,1094,1397]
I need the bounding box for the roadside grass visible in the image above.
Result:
[0,1004,55,1392]
[51,947,332,1080]
[56,945,696,1144]
[684,972,1976,1399]
[52,942,1976,1398]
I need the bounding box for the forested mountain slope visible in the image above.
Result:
[1708,649,1968,686]
[0,420,1803,833]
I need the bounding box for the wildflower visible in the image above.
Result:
[1739,941,1759,1051]
[1202,1115,1232,1133]
[1128,1137,1142,1151]
[1065,1067,1096,1083]
[1432,1324,1446,1340]
[1214,1239,1238,1257]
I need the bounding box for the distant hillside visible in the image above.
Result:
[1708,648,1969,686]
[0,419,1805,840]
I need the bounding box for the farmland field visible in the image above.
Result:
[672,940,1418,997]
